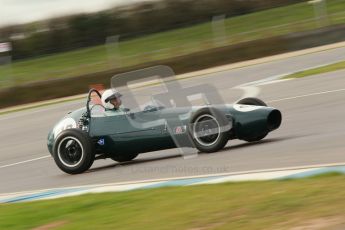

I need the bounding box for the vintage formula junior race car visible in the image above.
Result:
[47,89,282,174]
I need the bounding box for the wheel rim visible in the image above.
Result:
[57,136,84,167]
[193,114,220,146]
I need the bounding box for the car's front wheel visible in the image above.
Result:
[53,129,95,174]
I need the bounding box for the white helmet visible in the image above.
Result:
[101,89,122,109]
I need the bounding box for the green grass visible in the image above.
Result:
[0,0,345,88]
[1,174,345,229]
[285,60,345,78]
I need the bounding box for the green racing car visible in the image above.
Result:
[47,88,282,174]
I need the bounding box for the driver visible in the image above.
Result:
[101,89,123,111]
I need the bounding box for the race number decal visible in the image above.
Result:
[53,118,77,138]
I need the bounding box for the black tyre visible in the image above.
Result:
[110,153,138,162]
[242,133,268,142]
[53,129,95,174]
[237,97,268,142]
[190,107,232,153]
[237,97,267,106]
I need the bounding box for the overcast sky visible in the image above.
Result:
[0,0,145,26]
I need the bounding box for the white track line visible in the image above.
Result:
[233,59,345,99]
[2,162,345,198]
[268,88,345,103]
[233,73,290,98]
[0,156,51,169]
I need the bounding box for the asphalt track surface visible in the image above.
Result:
[0,46,345,194]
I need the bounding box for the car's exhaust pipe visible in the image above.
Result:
[267,109,282,131]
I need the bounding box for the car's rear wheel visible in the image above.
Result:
[190,108,232,153]
[237,97,268,142]
[53,129,95,174]
[110,153,138,162]
[241,133,268,142]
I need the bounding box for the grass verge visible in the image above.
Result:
[0,0,345,87]
[1,173,345,229]
[285,60,345,79]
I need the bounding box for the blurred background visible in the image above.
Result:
[0,0,344,107]
[1,3,345,227]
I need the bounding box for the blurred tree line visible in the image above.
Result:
[0,0,304,60]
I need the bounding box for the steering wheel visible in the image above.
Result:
[143,105,158,112]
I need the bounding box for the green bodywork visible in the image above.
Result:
[47,104,281,157]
